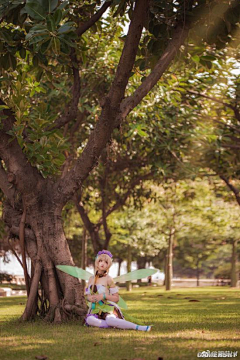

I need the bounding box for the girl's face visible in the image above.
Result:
[98,259,109,272]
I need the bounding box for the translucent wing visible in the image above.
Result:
[117,296,128,310]
[56,265,93,280]
[114,268,158,283]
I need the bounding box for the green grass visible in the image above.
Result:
[0,283,26,290]
[1,287,240,360]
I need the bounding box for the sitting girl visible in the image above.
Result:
[84,250,151,331]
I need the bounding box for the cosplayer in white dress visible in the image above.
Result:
[57,250,156,331]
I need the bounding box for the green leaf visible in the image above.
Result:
[58,1,68,10]
[8,53,16,70]
[191,55,200,63]
[42,0,58,13]
[137,128,148,137]
[19,48,26,59]
[32,55,38,67]
[200,55,216,62]
[26,29,49,41]
[0,105,9,110]
[53,9,62,26]
[52,37,61,54]
[47,15,56,32]
[57,22,76,34]
[59,37,77,49]
[24,2,46,20]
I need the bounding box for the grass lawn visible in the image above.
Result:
[0,287,240,360]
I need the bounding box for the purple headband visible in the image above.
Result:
[95,250,113,259]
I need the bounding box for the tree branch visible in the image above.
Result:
[96,171,155,228]
[19,204,30,295]
[0,99,43,194]
[10,225,36,242]
[55,0,149,204]
[186,89,237,112]
[76,1,112,37]
[220,175,240,206]
[119,24,189,120]
[48,49,81,130]
[106,0,150,107]
[74,193,101,252]
[99,166,112,249]
[60,111,86,179]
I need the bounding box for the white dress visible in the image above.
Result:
[84,284,124,322]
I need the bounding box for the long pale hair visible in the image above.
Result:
[92,253,112,291]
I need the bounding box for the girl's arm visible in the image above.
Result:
[84,277,94,302]
[105,292,119,303]
[105,276,120,303]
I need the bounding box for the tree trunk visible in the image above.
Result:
[126,244,132,291]
[231,239,239,287]
[117,259,122,277]
[196,259,200,287]
[163,251,167,287]
[81,227,87,289]
[166,232,173,291]
[137,256,147,284]
[4,198,88,323]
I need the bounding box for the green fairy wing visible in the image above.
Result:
[56,265,93,280]
[117,296,128,310]
[114,268,158,283]
[113,269,158,310]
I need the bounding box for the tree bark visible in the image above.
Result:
[231,239,239,287]
[2,191,88,322]
[137,256,147,284]
[163,252,168,287]
[166,232,174,291]
[117,259,122,277]
[196,259,200,287]
[126,244,132,292]
[81,227,87,288]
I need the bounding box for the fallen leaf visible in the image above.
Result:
[184,297,191,299]
[189,299,200,302]
[157,294,163,297]
[94,342,101,346]
[35,356,48,360]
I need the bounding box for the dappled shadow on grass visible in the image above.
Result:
[0,296,26,309]
[1,288,240,360]
[1,325,240,360]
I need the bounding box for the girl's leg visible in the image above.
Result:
[85,314,110,328]
[105,314,151,331]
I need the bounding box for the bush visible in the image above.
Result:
[0,272,13,283]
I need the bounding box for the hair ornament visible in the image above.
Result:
[95,250,113,259]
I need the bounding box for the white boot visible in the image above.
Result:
[106,314,151,331]
[85,314,110,328]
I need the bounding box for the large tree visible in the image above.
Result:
[0,0,239,322]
